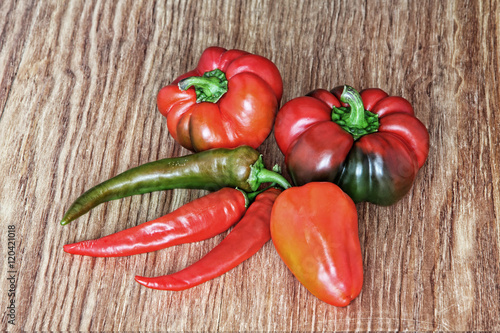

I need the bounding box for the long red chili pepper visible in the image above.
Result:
[134,188,281,290]
[63,188,247,257]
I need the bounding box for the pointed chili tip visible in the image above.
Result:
[63,244,74,253]
[63,242,87,255]
[135,275,152,288]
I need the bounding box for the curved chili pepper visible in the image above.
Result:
[134,188,281,290]
[270,182,363,307]
[63,188,248,257]
[274,85,429,205]
[60,146,290,225]
[157,46,283,151]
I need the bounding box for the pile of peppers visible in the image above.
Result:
[61,46,429,307]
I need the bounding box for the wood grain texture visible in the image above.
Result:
[1,0,499,331]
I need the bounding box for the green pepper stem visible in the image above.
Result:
[331,85,379,140]
[246,183,277,202]
[178,69,228,103]
[341,85,368,129]
[247,156,291,191]
[256,168,291,189]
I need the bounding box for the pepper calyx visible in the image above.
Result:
[178,69,228,103]
[247,155,292,191]
[235,188,250,208]
[331,85,379,140]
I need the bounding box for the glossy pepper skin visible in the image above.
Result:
[270,182,363,307]
[157,46,283,151]
[63,188,247,257]
[60,146,290,225]
[274,85,429,205]
[135,188,281,290]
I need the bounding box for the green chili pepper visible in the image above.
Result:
[60,146,290,225]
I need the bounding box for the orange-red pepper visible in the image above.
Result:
[270,182,363,307]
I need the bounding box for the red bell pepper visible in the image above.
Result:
[274,85,429,205]
[270,182,363,307]
[157,46,283,152]
[135,188,281,290]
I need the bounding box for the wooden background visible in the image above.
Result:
[1,0,499,331]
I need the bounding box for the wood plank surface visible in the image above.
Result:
[1,0,499,331]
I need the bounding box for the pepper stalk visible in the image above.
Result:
[178,69,228,103]
[331,85,379,140]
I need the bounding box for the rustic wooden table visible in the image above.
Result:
[1,0,499,331]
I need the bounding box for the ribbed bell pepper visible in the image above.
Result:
[157,46,283,152]
[274,85,429,205]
